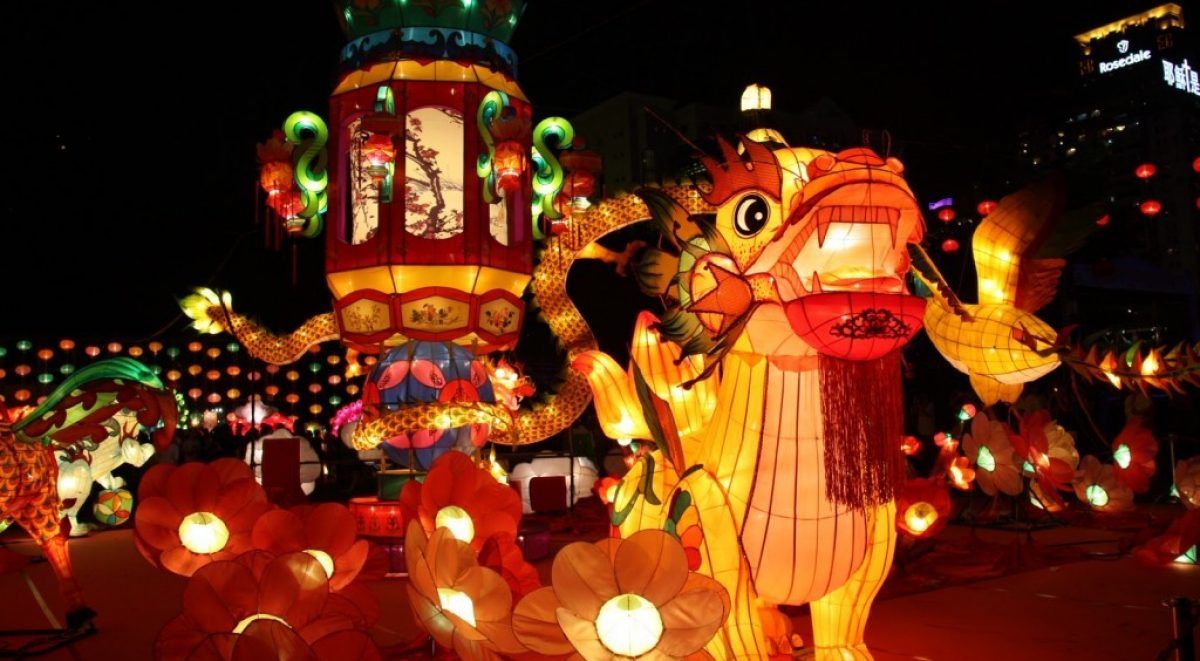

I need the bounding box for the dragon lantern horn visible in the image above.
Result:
[697,135,782,205]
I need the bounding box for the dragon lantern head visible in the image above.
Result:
[687,138,927,364]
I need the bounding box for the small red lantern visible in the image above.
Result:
[901,435,922,456]
[493,141,525,193]
[1096,214,1111,227]
[1135,163,1157,180]
[941,238,960,253]
[937,208,956,223]
[1193,156,1200,173]
[1140,199,1162,217]
[258,160,294,195]
[267,189,304,219]
[362,133,396,175]
[976,200,997,216]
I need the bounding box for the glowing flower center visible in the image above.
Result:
[435,506,475,543]
[1085,484,1109,507]
[233,613,290,634]
[1113,444,1132,469]
[596,593,663,656]
[178,512,229,554]
[304,549,334,578]
[976,445,997,472]
[904,502,938,534]
[437,587,476,627]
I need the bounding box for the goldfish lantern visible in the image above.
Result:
[362,342,496,469]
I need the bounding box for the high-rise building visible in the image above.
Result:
[1021,3,1200,340]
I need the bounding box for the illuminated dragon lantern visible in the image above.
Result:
[572,140,927,658]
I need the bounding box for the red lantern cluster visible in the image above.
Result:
[1140,199,1162,217]
[937,207,956,223]
[941,238,960,253]
[1135,163,1157,180]
[976,200,997,217]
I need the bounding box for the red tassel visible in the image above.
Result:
[818,352,906,510]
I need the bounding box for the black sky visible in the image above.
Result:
[0,0,1165,341]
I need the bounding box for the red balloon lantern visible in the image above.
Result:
[492,142,526,193]
[976,200,997,216]
[937,208,956,223]
[941,238,960,253]
[1134,163,1157,179]
[1140,199,1162,217]
[258,160,294,195]
[362,133,396,171]
[267,189,304,219]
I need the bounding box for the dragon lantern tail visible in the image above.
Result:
[180,288,339,365]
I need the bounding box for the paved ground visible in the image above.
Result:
[1,521,1196,660]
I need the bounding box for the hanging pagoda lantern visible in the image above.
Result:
[328,0,536,354]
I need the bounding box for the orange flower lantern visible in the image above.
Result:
[1140,199,1162,217]
[1135,163,1157,179]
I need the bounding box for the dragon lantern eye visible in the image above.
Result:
[733,194,769,237]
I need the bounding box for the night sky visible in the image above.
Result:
[0,0,1162,342]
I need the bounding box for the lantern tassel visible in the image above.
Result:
[818,352,906,510]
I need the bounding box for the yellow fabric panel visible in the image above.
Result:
[574,351,650,441]
[971,182,1058,306]
[694,351,768,530]
[628,312,718,444]
[675,469,773,660]
[742,365,869,606]
[332,60,529,101]
[809,501,897,658]
[924,303,1060,384]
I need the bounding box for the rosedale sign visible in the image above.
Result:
[1098,39,1153,74]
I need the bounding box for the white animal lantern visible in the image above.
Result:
[57,412,155,536]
